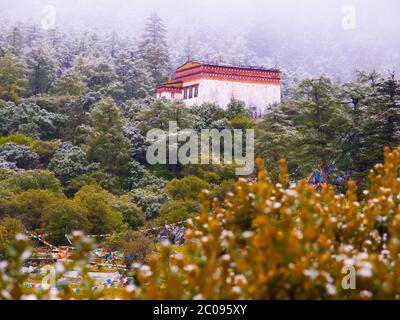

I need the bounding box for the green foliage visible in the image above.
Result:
[225,98,249,120]
[138,12,170,85]
[73,184,127,235]
[66,169,122,196]
[0,133,33,146]
[156,199,198,225]
[229,115,254,130]
[41,200,91,244]
[52,67,88,96]
[0,217,24,257]
[30,139,60,165]
[86,97,129,174]
[129,187,169,219]
[26,42,59,95]
[0,170,63,193]
[115,54,153,100]
[190,103,226,130]
[49,142,97,185]
[209,179,236,203]
[2,189,63,230]
[165,176,210,201]
[0,53,27,103]
[112,195,145,228]
[122,160,166,191]
[139,98,192,132]
[181,163,237,183]
[292,77,350,174]
[0,101,67,140]
[256,104,299,176]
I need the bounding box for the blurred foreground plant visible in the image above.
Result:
[2,147,400,299]
[127,147,400,299]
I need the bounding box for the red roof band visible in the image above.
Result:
[156,60,281,93]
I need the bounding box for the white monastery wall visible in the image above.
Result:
[183,79,281,116]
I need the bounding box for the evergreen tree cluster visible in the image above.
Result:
[0,13,398,246]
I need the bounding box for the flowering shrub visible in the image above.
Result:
[2,147,400,300]
[127,147,400,299]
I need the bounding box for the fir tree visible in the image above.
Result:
[6,27,24,56]
[86,97,130,175]
[290,77,351,176]
[115,53,153,100]
[26,42,59,95]
[0,53,27,103]
[138,13,170,85]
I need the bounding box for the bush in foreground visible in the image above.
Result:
[2,147,400,299]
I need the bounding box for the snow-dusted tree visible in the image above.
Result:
[358,71,400,172]
[25,23,43,48]
[48,142,97,185]
[190,103,226,131]
[0,143,40,170]
[125,161,169,219]
[115,53,153,100]
[67,53,124,99]
[288,77,351,177]
[0,100,66,139]
[138,13,170,85]
[123,121,147,161]
[6,26,24,56]
[25,42,59,95]
[86,97,130,174]
[52,67,88,96]
[255,104,299,176]
[225,98,249,120]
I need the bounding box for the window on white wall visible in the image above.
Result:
[189,86,193,99]
[194,85,199,97]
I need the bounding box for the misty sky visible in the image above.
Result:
[1,0,399,35]
[1,0,399,79]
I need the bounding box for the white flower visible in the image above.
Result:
[274,202,282,209]
[170,266,179,273]
[326,284,336,296]
[360,290,372,298]
[357,268,372,278]
[234,275,247,286]
[222,254,230,261]
[304,269,319,280]
[15,233,28,241]
[126,284,136,293]
[242,231,253,239]
[184,264,196,272]
[232,286,241,294]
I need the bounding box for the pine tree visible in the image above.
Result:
[6,27,24,56]
[52,67,88,96]
[138,13,170,85]
[256,104,299,177]
[340,71,373,173]
[359,72,400,172]
[86,97,130,175]
[115,53,153,100]
[290,77,351,176]
[0,53,27,103]
[25,23,42,48]
[26,42,59,95]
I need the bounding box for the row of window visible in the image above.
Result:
[183,85,199,100]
